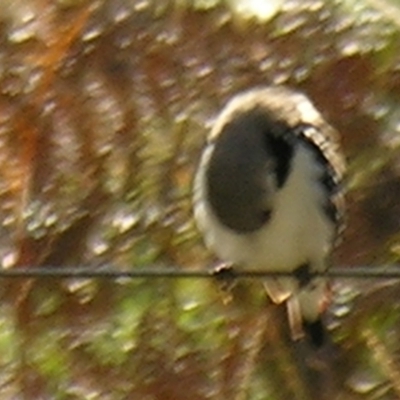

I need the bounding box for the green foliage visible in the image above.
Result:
[0,0,400,399]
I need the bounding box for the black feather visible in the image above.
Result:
[264,132,294,188]
[294,123,342,225]
[303,318,326,348]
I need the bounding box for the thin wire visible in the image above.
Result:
[0,265,399,279]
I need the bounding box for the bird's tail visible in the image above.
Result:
[264,277,330,346]
[287,278,330,346]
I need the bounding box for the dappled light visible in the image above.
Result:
[0,0,400,398]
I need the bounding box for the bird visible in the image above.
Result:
[193,86,345,346]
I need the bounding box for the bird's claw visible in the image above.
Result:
[212,263,238,300]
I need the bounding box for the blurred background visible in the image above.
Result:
[1,0,400,398]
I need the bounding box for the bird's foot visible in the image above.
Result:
[212,263,237,302]
[294,263,312,287]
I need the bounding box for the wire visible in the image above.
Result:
[0,265,399,279]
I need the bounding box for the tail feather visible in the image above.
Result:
[263,278,293,304]
[287,294,327,346]
[297,278,329,346]
[263,277,329,346]
[303,318,325,347]
[287,295,305,341]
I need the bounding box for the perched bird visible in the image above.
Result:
[193,86,345,346]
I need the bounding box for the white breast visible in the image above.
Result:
[193,142,335,273]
